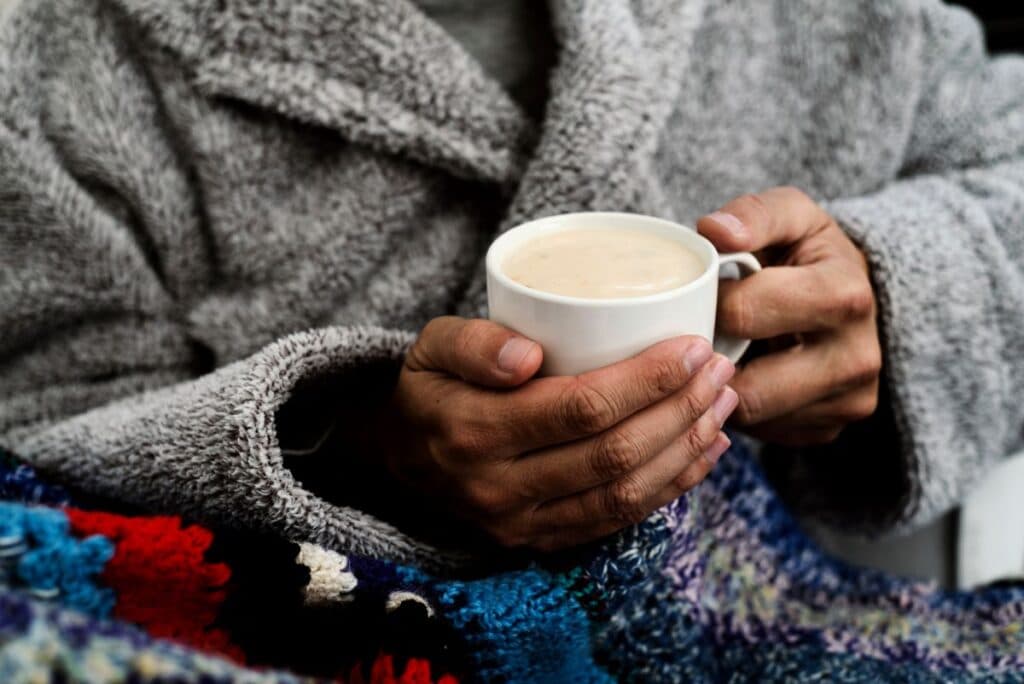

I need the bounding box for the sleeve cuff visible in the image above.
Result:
[11,326,465,571]
[773,177,1008,533]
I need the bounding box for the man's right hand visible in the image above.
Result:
[380,317,739,552]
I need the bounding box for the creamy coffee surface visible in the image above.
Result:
[502,228,705,299]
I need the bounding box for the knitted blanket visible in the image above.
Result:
[1,442,1022,684]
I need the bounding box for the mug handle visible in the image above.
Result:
[715,252,762,364]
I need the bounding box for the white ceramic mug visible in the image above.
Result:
[486,212,761,376]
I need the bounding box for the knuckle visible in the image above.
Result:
[419,316,447,342]
[777,185,812,205]
[842,389,880,422]
[672,473,695,493]
[834,279,874,321]
[442,422,484,459]
[673,465,706,493]
[857,390,880,418]
[606,477,650,526]
[719,292,753,337]
[732,192,770,225]
[675,389,709,424]
[413,321,438,353]
[733,387,763,425]
[409,323,442,370]
[593,429,647,480]
[846,345,882,386]
[513,471,544,504]
[462,481,510,515]
[486,524,527,549]
[646,356,687,396]
[452,319,492,359]
[682,417,715,456]
[563,378,618,434]
[864,345,883,375]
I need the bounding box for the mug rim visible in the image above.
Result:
[486,211,721,308]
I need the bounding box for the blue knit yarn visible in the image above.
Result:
[0,449,71,507]
[586,502,719,683]
[374,560,612,683]
[434,568,613,684]
[0,503,114,617]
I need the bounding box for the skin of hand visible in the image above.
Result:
[382,316,739,551]
[696,186,882,447]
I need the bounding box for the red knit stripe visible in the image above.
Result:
[66,509,242,662]
[348,654,460,684]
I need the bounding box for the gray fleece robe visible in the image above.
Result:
[1,0,1022,571]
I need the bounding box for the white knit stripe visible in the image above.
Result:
[296,542,358,606]
[385,590,435,617]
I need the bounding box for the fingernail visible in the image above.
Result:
[702,433,731,466]
[711,386,739,424]
[708,354,736,389]
[497,337,535,373]
[683,339,714,375]
[708,211,747,239]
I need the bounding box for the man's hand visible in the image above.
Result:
[383,317,738,551]
[697,187,882,446]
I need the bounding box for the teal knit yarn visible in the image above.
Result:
[390,562,612,684]
[436,569,613,684]
[0,503,114,616]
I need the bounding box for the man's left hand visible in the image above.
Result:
[697,187,882,446]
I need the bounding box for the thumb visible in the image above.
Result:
[697,186,830,253]
[408,316,543,388]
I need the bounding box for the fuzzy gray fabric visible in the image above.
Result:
[412,0,555,120]
[1,0,1022,568]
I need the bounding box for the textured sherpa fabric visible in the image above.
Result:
[411,0,555,120]
[1,0,1023,568]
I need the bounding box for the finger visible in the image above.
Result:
[779,380,880,426]
[529,431,732,551]
[500,335,715,450]
[729,342,841,425]
[530,390,737,532]
[664,429,730,493]
[731,319,882,425]
[515,354,735,501]
[745,380,879,447]
[716,263,874,338]
[407,316,543,387]
[696,186,831,253]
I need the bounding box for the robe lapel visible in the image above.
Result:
[117,0,703,210]
[115,0,536,185]
[117,0,707,314]
[456,0,708,313]
[504,0,708,226]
